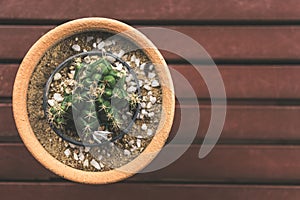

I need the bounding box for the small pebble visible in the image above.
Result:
[139,114,144,119]
[151,80,160,87]
[118,50,125,58]
[130,54,136,62]
[143,84,152,91]
[131,146,137,152]
[72,44,81,52]
[128,140,135,146]
[68,73,74,79]
[150,96,157,104]
[116,63,123,71]
[97,41,105,49]
[141,102,146,108]
[126,74,132,82]
[136,139,142,148]
[83,159,89,167]
[64,142,69,148]
[99,162,105,168]
[147,129,153,136]
[84,147,91,152]
[73,152,79,160]
[149,65,154,71]
[124,149,131,156]
[141,123,147,131]
[148,91,153,96]
[148,112,155,118]
[53,93,63,102]
[138,80,143,87]
[146,102,152,109]
[53,72,62,80]
[148,72,156,79]
[141,109,148,116]
[90,159,101,170]
[135,58,140,66]
[79,152,85,161]
[92,43,97,48]
[64,149,71,157]
[127,86,137,93]
[84,56,91,63]
[140,63,146,70]
[47,99,55,107]
[65,88,71,94]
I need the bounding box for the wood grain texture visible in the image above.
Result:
[2,182,300,200]
[1,0,300,21]
[3,103,300,143]
[2,26,300,60]
[3,64,300,99]
[2,143,300,183]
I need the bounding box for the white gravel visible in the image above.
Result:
[73,152,79,161]
[148,72,156,79]
[150,96,157,104]
[83,159,89,167]
[124,149,131,156]
[72,44,81,52]
[97,41,105,49]
[151,80,160,87]
[47,99,55,107]
[147,129,153,136]
[64,149,71,157]
[90,159,101,170]
[141,123,147,131]
[53,72,62,81]
[53,93,63,102]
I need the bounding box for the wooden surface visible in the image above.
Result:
[1,0,300,199]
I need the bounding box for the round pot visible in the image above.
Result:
[13,17,175,184]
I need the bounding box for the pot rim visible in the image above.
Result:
[13,17,175,184]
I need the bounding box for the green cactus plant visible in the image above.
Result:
[48,56,139,144]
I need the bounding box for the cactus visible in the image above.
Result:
[48,56,138,143]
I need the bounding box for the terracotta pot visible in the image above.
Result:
[13,18,175,184]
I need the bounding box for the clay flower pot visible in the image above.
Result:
[13,18,175,184]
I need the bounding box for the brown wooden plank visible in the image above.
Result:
[1,0,300,21]
[0,64,18,97]
[2,26,300,60]
[3,64,300,99]
[3,103,300,142]
[3,143,300,183]
[1,182,300,200]
[0,104,17,139]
